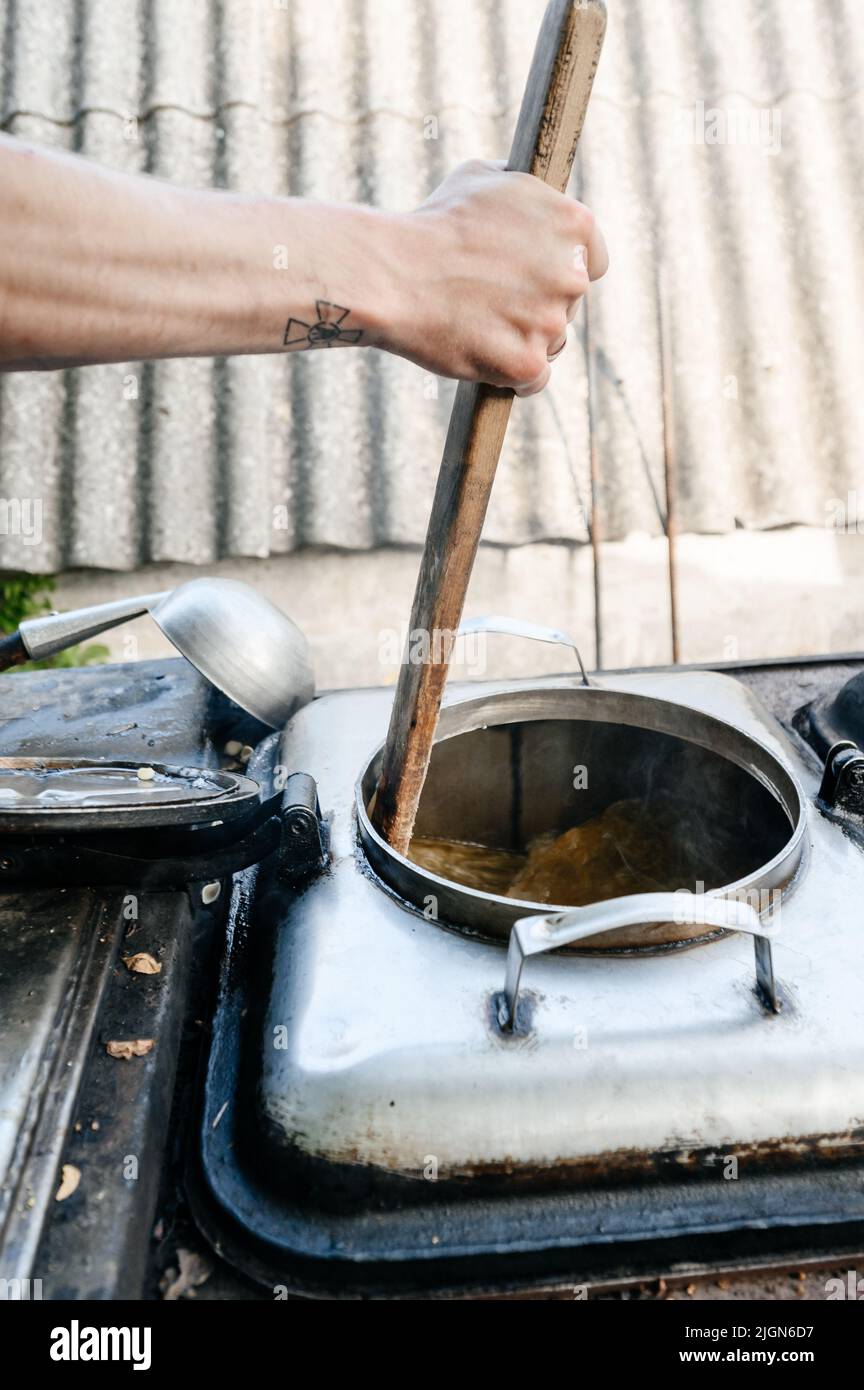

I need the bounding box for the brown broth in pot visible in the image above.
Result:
[409,797,705,907]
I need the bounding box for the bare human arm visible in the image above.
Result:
[0,136,606,397]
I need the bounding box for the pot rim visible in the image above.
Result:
[355,684,808,944]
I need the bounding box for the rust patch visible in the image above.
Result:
[263,1124,864,1214]
[427,1128,864,1191]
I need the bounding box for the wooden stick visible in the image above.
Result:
[372,0,607,855]
[584,288,604,670]
[658,271,681,664]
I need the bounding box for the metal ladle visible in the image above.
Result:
[0,577,314,729]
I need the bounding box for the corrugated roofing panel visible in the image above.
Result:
[1,0,863,572]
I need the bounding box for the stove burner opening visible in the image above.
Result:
[361,712,799,950]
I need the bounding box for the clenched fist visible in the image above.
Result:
[375,159,608,396]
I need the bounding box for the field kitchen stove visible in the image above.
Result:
[191,652,864,1298]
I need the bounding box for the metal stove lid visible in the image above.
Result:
[0,757,261,832]
[247,670,863,1187]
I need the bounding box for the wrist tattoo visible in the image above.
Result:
[283,300,363,350]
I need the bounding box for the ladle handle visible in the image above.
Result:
[499,892,781,1029]
[372,0,607,855]
[16,592,169,665]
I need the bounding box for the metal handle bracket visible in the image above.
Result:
[498,891,781,1030]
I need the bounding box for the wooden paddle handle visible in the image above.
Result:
[372,0,607,854]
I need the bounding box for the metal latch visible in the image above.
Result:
[818,740,864,815]
[277,772,327,883]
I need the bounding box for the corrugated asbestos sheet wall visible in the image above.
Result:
[0,0,862,573]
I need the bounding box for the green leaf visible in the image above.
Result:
[0,575,108,672]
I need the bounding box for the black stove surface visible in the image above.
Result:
[0,651,862,1300]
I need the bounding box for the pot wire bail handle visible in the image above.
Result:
[458,615,591,686]
[498,891,781,1030]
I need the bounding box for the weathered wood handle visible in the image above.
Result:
[372,0,607,854]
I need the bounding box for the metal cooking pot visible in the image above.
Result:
[357,621,806,963]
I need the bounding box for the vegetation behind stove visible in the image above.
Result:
[0,574,108,671]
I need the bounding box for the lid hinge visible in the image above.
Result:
[818,740,864,815]
[277,772,328,884]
